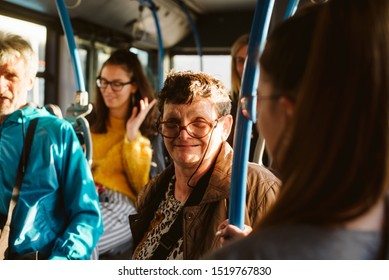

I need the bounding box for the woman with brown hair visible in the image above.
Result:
[130,70,280,260]
[210,0,389,259]
[90,49,163,259]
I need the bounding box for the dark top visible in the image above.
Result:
[227,93,260,162]
[207,195,389,260]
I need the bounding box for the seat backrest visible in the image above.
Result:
[44,103,92,165]
[44,104,63,119]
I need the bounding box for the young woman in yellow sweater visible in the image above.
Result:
[90,49,162,259]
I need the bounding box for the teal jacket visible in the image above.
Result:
[0,106,103,259]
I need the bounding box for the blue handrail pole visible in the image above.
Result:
[178,0,204,71]
[140,0,165,91]
[55,0,93,165]
[151,8,164,91]
[55,0,86,92]
[284,0,300,19]
[229,0,275,229]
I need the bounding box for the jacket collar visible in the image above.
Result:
[200,141,233,203]
[3,104,40,124]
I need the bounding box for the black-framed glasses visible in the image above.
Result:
[96,77,133,92]
[157,119,220,139]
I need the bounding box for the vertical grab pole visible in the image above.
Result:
[151,7,164,91]
[55,0,93,165]
[284,0,300,19]
[55,0,86,93]
[141,0,165,91]
[178,0,204,71]
[249,0,301,166]
[229,0,275,229]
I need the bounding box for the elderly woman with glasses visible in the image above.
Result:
[89,48,164,259]
[129,70,280,260]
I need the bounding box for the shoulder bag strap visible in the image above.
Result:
[0,118,39,259]
[130,164,174,249]
[151,163,214,260]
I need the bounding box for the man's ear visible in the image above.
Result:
[26,76,34,91]
[221,114,233,141]
[279,96,294,119]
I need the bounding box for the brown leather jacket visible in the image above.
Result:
[130,142,280,259]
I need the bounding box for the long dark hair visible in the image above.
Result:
[91,49,158,139]
[260,0,389,228]
[259,4,321,172]
[260,5,319,102]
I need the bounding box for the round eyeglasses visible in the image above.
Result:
[96,77,133,92]
[157,119,220,139]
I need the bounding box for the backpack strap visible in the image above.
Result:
[0,118,39,259]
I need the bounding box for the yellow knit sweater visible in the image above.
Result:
[91,115,152,201]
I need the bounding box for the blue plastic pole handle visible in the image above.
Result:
[55,0,86,92]
[229,0,275,229]
[178,0,204,71]
[285,0,300,19]
[228,0,300,229]
[150,7,165,91]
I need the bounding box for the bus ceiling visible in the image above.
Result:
[1,0,314,52]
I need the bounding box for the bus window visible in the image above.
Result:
[131,47,158,93]
[89,48,110,102]
[172,55,231,91]
[96,50,110,74]
[130,47,148,68]
[78,47,88,90]
[0,15,47,106]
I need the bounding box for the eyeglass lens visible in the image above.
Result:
[158,121,214,138]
